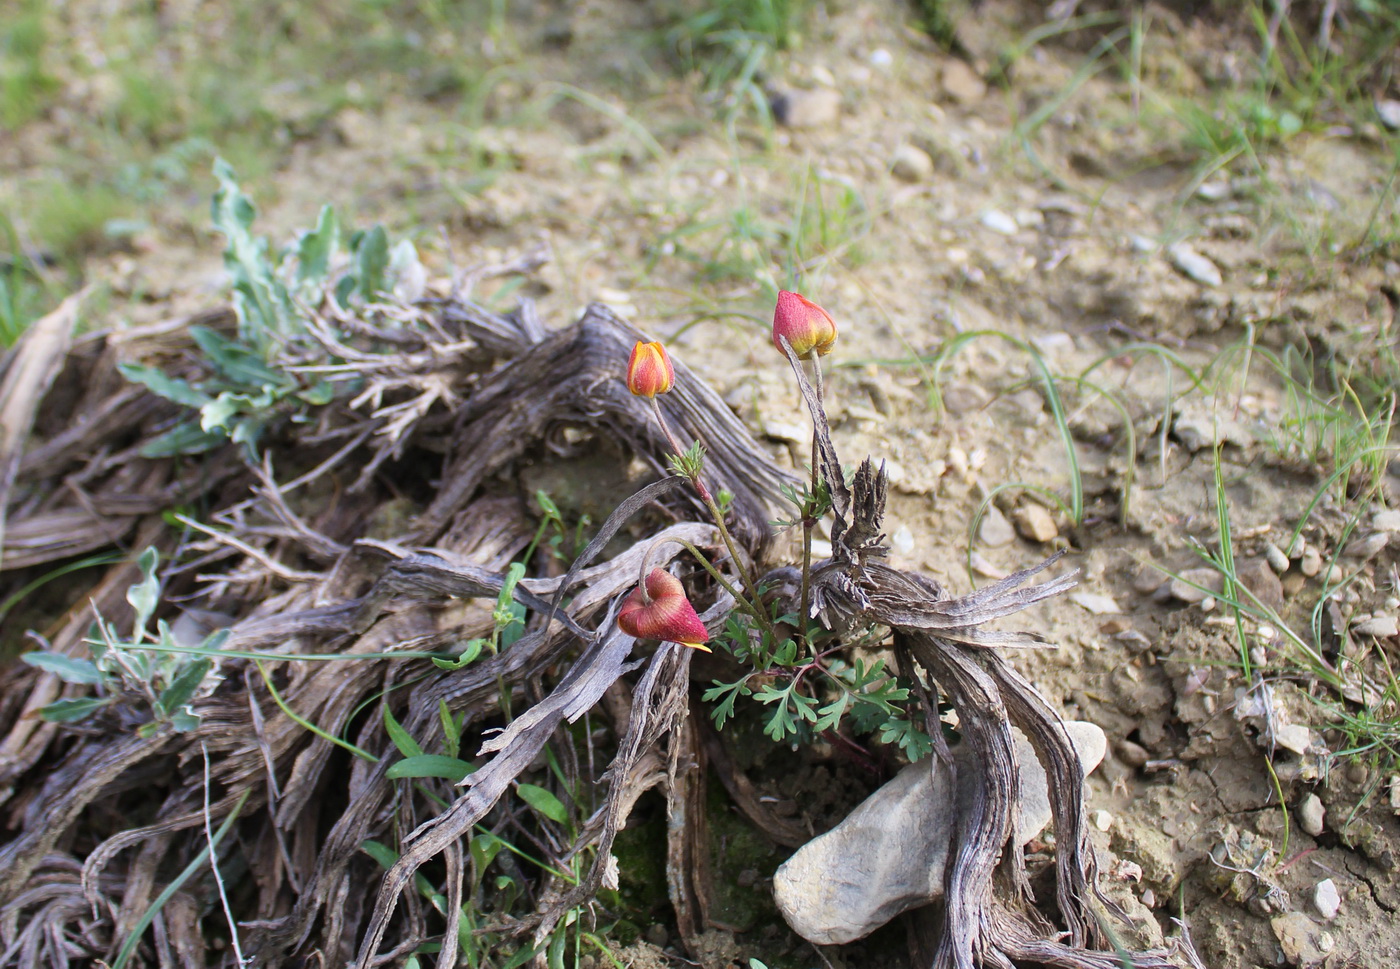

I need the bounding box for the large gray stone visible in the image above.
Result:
[773,721,1107,945]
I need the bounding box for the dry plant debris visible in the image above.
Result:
[0,261,1174,968]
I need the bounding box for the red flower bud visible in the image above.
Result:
[627,341,675,398]
[772,290,837,359]
[617,569,710,651]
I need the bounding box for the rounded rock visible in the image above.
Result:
[1297,793,1325,837]
[1314,879,1341,920]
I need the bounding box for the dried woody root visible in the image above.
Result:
[0,275,1178,968]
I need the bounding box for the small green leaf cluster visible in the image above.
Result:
[702,610,933,759]
[119,160,424,457]
[772,477,831,528]
[374,700,600,968]
[533,490,592,562]
[431,563,527,671]
[666,440,707,482]
[20,547,222,736]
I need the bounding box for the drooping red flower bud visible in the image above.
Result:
[617,568,710,651]
[627,340,675,398]
[772,290,837,359]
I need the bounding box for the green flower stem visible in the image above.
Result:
[798,499,813,650]
[670,537,767,624]
[797,356,825,649]
[647,397,773,637]
[699,491,775,639]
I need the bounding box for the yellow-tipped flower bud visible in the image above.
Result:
[772,290,837,359]
[626,340,675,398]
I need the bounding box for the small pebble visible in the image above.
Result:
[941,59,987,104]
[1300,547,1323,577]
[1343,532,1388,560]
[947,446,969,478]
[1012,504,1059,543]
[1169,567,1222,603]
[1196,180,1230,201]
[979,506,1015,547]
[1141,887,1157,908]
[1353,615,1399,638]
[891,144,935,183]
[1297,793,1325,837]
[1282,573,1307,597]
[1322,564,1345,586]
[1132,566,1165,594]
[1314,879,1341,920]
[1372,509,1400,532]
[969,551,1008,580]
[1275,724,1313,756]
[1115,629,1153,652]
[1264,543,1290,574]
[1069,592,1122,615]
[1117,739,1150,767]
[891,525,915,557]
[1377,98,1400,131]
[868,48,894,69]
[771,88,841,128]
[1091,810,1114,832]
[980,210,1019,235]
[1166,243,1223,287]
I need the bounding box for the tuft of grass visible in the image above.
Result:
[928,330,1086,526]
[0,213,58,347]
[646,158,869,319]
[664,0,811,125]
[0,0,56,129]
[18,179,130,263]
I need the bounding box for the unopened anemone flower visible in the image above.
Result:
[771,290,837,359]
[626,340,675,398]
[617,568,710,651]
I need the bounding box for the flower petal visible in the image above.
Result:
[772,290,838,359]
[626,341,675,398]
[617,569,710,649]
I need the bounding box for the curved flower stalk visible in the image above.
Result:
[621,335,775,638]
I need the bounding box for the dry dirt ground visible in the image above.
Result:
[6,1,1400,967]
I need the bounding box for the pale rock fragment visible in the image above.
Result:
[940,60,987,104]
[980,210,1019,235]
[1314,879,1340,921]
[1353,615,1398,638]
[772,88,841,128]
[1070,592,1122,615]
[773,722,1106,945]
[1372,509,1400,533]
[978,505,1015,547]
[1012,503,1058,543]
[1272,912,1326,966]
[891,144,935,183]
[1296,793,1325,837]
[1167,243,1223,286]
